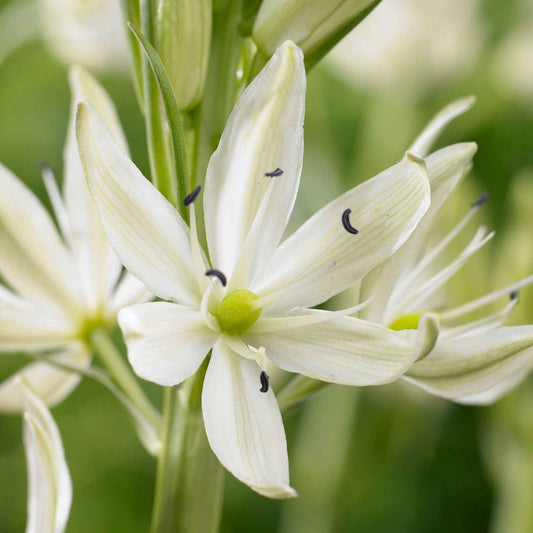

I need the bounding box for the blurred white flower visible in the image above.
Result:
[38,0,128,71]
[20,380,72,533]
[325,0,485,97]
[76,41,463,498]
[0,66,149,413]
[360,97,533,403]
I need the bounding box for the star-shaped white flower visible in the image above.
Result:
[76,41,469,497]
[359,97,533,404]
[0,66,149,412]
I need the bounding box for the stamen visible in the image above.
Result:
[205,269,227,286]
[265,168,283,177]
[184,185,202,206]
[510,290,519,301]
[471,192,488,208]
[259,371,270,393]
[342,209,358,234]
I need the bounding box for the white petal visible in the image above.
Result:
[0,163,79,311]
[109,273,152,313]
[0,343,90,413]
[404,326,533,404]
[64,66,128,311]
[409,96,476,157]
[76,103,199,305]
[118,302,216,386]
[253,153,430,313]
[21,382,72,533]
[0,292,73,353]
[361,143,478,324]
[244,313,423,386]
[202,340,296,498]
[204,41,305,281]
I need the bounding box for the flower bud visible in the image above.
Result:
[252,0,379,64]
[154,0,212,110]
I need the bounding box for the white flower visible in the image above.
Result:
[75,41,475,497]
[19,381,72,533]
[0,66,149,413]
[360,97,533,404]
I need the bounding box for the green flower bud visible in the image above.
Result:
[252,0,380,65]
[154,0,212,110]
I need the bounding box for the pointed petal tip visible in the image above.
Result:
[405,151,427,168]
[415,313,440,361]
[242,477,298,499]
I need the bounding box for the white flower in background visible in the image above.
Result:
[0,66,148,413]
[0,0,127,71]
[20,381,72,533]
[38,0,128,71]
[325,0,485,97]
[75,41,472,497]
[360,97,533,404]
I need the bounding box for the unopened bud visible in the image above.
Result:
[252,0,380,63]
[154,0,212,110]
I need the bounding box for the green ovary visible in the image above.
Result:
[216,289,261,334]
[389,312,424,331]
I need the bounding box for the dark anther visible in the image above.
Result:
[510,290,519,301]
[259,371,270,393]
[205,269,227,286]
[38,160,52,173]
[184,185,202,206]
[342,208,359,234]
[265,168,283,177]
[471,192,489,208]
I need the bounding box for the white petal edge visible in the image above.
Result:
[244,313,422,386]
[204,41,305,282]
[118,302,217,386]
[64,65,128,311]
[76,103,199,306]
[0,343,91,413]
[252,152,430,313]
[202,340,296,499]
[0,163,79,311]
[404,326,533,404]
[20,381,72,533]
[409,95,476,157]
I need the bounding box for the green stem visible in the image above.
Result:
[140,0,178,207]
[151,360,224,533]
[192,0,244,189]
[277,375,328,413]
[90,329,160,431]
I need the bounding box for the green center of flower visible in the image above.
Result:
[216,289,261,334]
[389,312,423,331]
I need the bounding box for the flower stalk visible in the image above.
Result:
[151,360,224,533]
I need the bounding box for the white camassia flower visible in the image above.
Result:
[0,66,149,413]
[360,97,533,404]
[76,41,474,497]
[20,381,72,533]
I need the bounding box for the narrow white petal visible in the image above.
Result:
[202,340,296,499]
[0,292,73,352]
[439,274,533,322]
[361,143,477,324]
[0,344,90,413]
[109,273,152,313]
[204,41,305,281]
[65,66,128,311]
[409,96,476,157]
[20,382,72,533]
[0,164,79,311]
[404,326,533,404]
[253,153,430,313]
[118,303,216,386]
[402,227,494,313]
[244,313,421,386]
[76,103,199,305]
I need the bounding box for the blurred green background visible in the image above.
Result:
[0,0,532,531]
